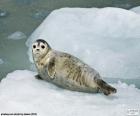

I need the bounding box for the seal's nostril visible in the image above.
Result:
[36,49,39,51]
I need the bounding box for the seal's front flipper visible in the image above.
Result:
[35,74,43,80]
[95,78,117,95]
[47,58,56,80]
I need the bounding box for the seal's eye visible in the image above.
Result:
[33,45,36,49]
[41,45,45,49]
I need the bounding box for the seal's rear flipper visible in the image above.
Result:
[35,74,43,80]
[95,78,117,95]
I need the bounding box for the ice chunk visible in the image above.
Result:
[8,31,27,40]
[0,70,140,115]
[0,9,8,18]
[0,59,4,64]
[130,6,140,14]
[26,7,140,78]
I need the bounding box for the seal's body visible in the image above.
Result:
[32,39,117,95]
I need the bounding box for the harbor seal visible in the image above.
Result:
[32,39,117,95]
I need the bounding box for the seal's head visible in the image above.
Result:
[32,39,51,61]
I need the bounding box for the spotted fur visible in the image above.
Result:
[32,39,117,95]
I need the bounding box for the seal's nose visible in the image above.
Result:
[36,49,40,51]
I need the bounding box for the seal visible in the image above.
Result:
[32,39,117,95]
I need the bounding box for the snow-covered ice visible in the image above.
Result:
[0,59,4,64]
[8,31,27,40]
[130,6,140,14]
[26,7,140,79]
[0,70,139,116]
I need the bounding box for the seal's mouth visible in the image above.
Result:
[34,52,40,56]
[36,52,40,54]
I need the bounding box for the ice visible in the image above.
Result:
[8,31,27,40]
[0,70,139,115]
[131,6,140,14]
[0,59,4,64]
[0,9,8,18]
[26,7,140,79]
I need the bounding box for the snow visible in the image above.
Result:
[130,6,140,14]
[0,59,4,64]
[26,7,140,79]
[8,31,27,40]
[0,70,140,116]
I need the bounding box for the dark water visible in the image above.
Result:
[0,0,140,88]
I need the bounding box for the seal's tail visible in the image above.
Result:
[95,78,117,95]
